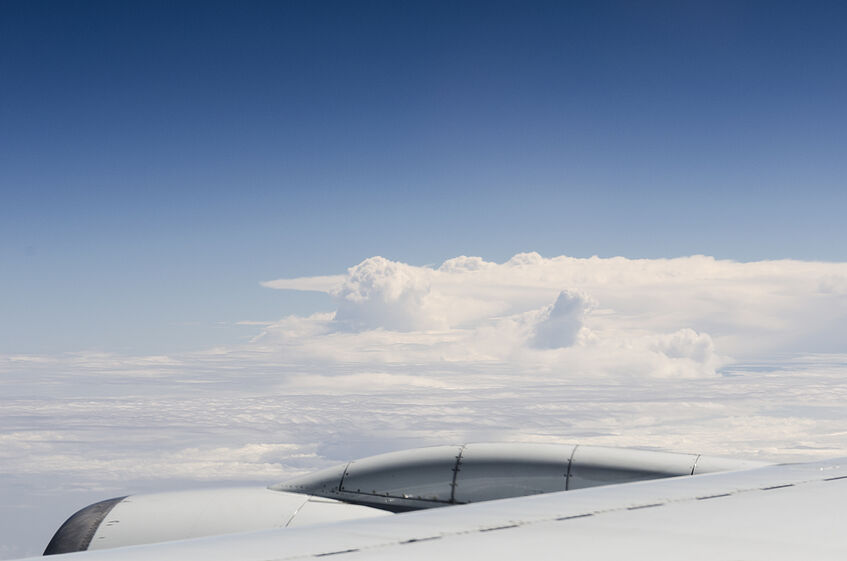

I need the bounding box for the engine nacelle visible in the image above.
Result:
[273,442,766,511]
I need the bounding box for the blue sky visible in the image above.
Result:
[2,0,846,354]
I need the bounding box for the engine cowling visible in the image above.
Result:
[273,442,766,511]
[44,488,388,555]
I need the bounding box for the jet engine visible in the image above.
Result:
[45,442,766,555]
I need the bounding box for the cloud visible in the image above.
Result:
[818,274,847,295]
[332,257,444,331]
[260,274,345,293]
[256,253,847,378]
[532,290,591,349]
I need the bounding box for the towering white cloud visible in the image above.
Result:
[532,290,591,349]
[259,253,847,377]
[332,257,443,331]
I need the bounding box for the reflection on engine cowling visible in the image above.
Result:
[272,442,767,511]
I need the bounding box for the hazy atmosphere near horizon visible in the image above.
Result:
[2,1,847,558]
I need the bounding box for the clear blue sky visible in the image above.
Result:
[2,0,846,354]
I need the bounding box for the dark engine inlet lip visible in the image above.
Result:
[44,496,127,555]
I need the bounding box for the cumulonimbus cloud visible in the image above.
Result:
[257,253,847,378]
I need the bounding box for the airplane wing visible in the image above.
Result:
[22,447,847,560]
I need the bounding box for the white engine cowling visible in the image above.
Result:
[44,488,388,555]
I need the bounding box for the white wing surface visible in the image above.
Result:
[22,457,847,560]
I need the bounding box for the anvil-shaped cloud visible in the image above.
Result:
[259,253,847,378]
